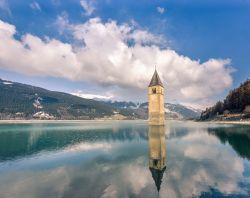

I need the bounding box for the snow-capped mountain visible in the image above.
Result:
[103,101,202,119]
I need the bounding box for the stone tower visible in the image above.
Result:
[148,125,166,192]
[148,69,165,125]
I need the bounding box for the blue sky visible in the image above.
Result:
[0,0,249,108]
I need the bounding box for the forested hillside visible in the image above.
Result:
[200,79,250,120]
[0,78,201,120]
[0,78,133,119]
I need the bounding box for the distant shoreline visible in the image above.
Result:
[0,119,148,124]
[197,120,250,125]
[213,120,250,125]
[0,119,249,125]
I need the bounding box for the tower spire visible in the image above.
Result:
[148,69,164,87]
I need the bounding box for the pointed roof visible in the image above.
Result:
[149,69,164,87]
[149,166,166,192]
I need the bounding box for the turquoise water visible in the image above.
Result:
[0,121,250,198]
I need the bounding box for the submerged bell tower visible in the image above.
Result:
[148,69,165,125]
[148,125,166,192]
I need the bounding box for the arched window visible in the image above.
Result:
[152,88,156,94]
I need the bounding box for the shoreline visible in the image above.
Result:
[197,120,250,125]
[0,119,148,124]
[0,119,249,125]
[213,120,250,125]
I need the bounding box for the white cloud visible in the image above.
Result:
[30,1,41,12]
[0,20,81,80]
[129,29,165,45]
[80,0,95,16]
[157,6,165,14]
[55,12,69,35]
[0,18,233,106]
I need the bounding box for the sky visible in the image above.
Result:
[0,0,250,109]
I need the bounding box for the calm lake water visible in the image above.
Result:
[0,121,250,198]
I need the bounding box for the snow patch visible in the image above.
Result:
[3,81,13,85]
[165,108,172,113]
[33,97,43,109]
[129,102,141,109]
[186,106,202,113]
[33,111,55,119]
[71,91,113,100]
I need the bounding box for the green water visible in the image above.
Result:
[0,120,250,198]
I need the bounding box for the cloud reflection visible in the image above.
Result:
[162,131,246,197]
[0,122,249,198]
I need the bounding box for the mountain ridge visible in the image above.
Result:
[0,78,201,120]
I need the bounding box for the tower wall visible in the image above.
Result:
[148,125,166,170]
[148,85,165,125]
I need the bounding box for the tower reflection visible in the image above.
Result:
[148,125,166,192]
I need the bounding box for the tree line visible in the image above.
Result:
[200,79,250,120]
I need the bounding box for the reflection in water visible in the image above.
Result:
[0,123,148,161]
[209,125,250,160]
[1,121,250,197]
[148,125,166,192]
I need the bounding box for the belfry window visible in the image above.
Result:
[152,88,156,94]
[153,160,158,167]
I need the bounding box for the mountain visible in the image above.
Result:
[102,101,202,119]
[200,79,250,121]
[0,78,201,120]
[0,78,136,120]
[164,103,202,119]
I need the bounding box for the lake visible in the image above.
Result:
[0,120,250,198]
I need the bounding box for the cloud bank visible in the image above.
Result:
[0,18,233,105]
